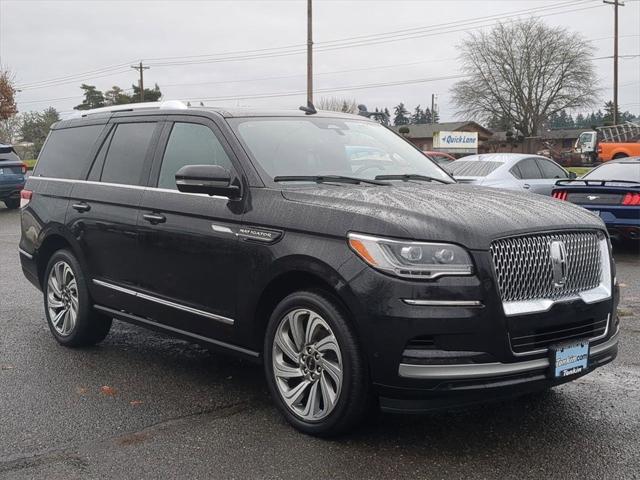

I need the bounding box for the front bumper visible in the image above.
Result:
[380,330,618,413]
[339,247,619,413]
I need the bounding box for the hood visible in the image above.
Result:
[281,183,604,250]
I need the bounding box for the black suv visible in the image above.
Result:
[19,102,619,436]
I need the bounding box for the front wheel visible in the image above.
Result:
[264,290,371,436]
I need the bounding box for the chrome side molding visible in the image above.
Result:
[92,279,234,326]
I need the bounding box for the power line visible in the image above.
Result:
[147,1,602,67]
[145,0,587,66]
[181,74,470,103]
[16,0,596,89]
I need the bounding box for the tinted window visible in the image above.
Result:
[101,123,156,185]
[158,123,233,190]
[34,125,104,179]
[583,162,640,181]
[445,161,502,177]
[537,159,567,179]
[516,158,542,179]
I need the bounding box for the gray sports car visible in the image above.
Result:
[445,153,574,196]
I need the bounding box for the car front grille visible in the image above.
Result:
[490,231,602,303]
[509,317,608,354]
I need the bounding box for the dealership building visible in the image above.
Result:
[390,121,493,156]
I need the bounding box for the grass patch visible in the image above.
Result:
[567,167,592,177]
[23,159,37,170]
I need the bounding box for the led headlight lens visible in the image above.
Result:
[348,233,473,279]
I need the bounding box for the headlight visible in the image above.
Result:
[348,232,473,279]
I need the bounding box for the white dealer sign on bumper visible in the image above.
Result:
[433,131,478,154]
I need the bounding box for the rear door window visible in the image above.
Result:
[536,158,568,179]
[515,158,543,179]
[157,122,233,190]
[33,125,104,179]
[100,123,157,185]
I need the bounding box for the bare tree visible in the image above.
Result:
[0,114,21,144]
[451,19,598,137]
[316,97,358,114]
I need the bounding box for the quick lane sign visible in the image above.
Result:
[433,131,478,153]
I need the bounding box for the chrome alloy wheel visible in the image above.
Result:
[46,261,79,336]
[272,308,343,422]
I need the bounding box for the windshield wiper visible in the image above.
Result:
[273,175,389,186]
[375,174,452,184]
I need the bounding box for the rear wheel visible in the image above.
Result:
[43,249,112,347]
[613,153,628,159]
[4,198,19,209]
[264,290,370,436]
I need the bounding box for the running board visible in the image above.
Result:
[93,304,260,359]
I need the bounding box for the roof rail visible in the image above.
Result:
[69,100,188,119]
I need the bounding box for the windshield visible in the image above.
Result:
[445,161,502,177]
[583,162,640,181]
[228,117,453,183]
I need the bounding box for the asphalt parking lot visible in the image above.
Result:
[0,205,639,480]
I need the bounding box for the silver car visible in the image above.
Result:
[444,153,574,196]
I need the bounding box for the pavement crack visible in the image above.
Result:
[0,400,257,473]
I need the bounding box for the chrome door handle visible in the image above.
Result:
[523,184,531,190]
[143,213,166,225]
[71,202,91,213]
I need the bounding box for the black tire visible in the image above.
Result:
[4,198,19,209]
[613,153,628,159]
[264,289,371,437]
[43,249,112,347]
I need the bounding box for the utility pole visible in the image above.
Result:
[603,0,625,124]
[431,94,437,124]
[131,61,150,103]
[306,0,313,106]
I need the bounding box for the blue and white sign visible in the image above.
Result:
[433,131,478,153]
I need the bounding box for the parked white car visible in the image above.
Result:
[444,153,575,196]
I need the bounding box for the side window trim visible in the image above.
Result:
[87,124,116,181]
[148,117,241,189]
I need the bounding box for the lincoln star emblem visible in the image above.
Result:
[549,240,568,287]
[587,195,599,201]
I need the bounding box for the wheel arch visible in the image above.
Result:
[250,256,365,352]
[35,229,86,288]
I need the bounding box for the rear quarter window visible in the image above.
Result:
[33,125,104,180]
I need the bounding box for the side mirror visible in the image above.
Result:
[569,171,577,179]
[175,164,241,198]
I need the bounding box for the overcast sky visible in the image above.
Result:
[1,0,638,122]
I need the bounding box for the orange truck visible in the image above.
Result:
[574,122,640,162]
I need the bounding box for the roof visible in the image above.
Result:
[66,100,374,122]
[609,156,640,163]
[390,121,493,138]
[541,128,586,140]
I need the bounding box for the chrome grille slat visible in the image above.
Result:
[490,231,602,303]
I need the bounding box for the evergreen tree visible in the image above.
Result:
[104,86,132,106]
[20,107,60,157]
[131,83,162,103]
[411,105,424,124]
[393,103,410,126]
[423,107,433,124]
[74,84,105,110]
